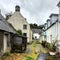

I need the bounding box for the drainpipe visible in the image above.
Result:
[57,20,58,41]
[0,9,1,14]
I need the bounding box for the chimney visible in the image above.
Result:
[0,9,1,14]
[15,5,20,12]
[5,13,12,20]
[47,19,51,27]
[57,1,60,20]
[44,23,47,30]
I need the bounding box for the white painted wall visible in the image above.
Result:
[45,22,60,43]
[3,34,8,53]
[57,22,60,40]
[47,21,51,27]
[44,23,47,29]
[42,2,60,52]
[50,16,58,24]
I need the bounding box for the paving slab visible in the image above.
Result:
[37,53,48,60]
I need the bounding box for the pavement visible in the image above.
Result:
[25,44,33,54]
[37,53,48,60]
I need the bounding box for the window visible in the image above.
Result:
[23,25,27,29]
[23,33,27,36]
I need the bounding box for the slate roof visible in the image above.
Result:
[57,1,60,7]
[0,13,16,34]
[46,19,50,22]
[49,14,58,18]
[32,29,43,33]
[44,19,59,31]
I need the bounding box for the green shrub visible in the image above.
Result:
[45,42,50,48]
[25,56,34,60]
[35,41,40,44]
[2,52,10,56]
[41,41,56,52]
[41,41,47,47]
[16,30,22,35]
[49,44,56,51]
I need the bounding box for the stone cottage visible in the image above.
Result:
[7,5,32,43]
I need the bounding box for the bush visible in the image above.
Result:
[25,56,34,60]
[49,44,56,52]
[2,52,10,56]
[16,30,22,35]
[41,41,51,49]
[52,45,56,51]
[35,41,40,44]
[41,41,47,47]
[45,42,50,48]
[41,41,56,52]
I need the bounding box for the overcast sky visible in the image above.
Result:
[0,0,60,25]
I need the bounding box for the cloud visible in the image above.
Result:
[0,0,59,25]
[20,0,59,24]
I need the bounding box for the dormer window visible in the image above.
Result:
[23,24,27,29]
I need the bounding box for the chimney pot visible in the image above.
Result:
[0,9,1,14]
[15,5,20,12]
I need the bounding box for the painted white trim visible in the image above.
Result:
[3,34,8,53]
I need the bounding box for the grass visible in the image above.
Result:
[24,56,34,60]
[24,41,40,60]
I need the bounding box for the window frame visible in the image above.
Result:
[23,24,27,29]
[23,33,27,36]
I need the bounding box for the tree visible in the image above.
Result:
[38,25,44,29]
[30,23,44,29]
[16,30,22,35]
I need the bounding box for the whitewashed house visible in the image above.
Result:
[42,1,60,52]
[42,1,60,43]
[32,29,43,42]
[32,29,40,40]
[43,2,60,51]
[45,14,58,43]
[7,5,32,43]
